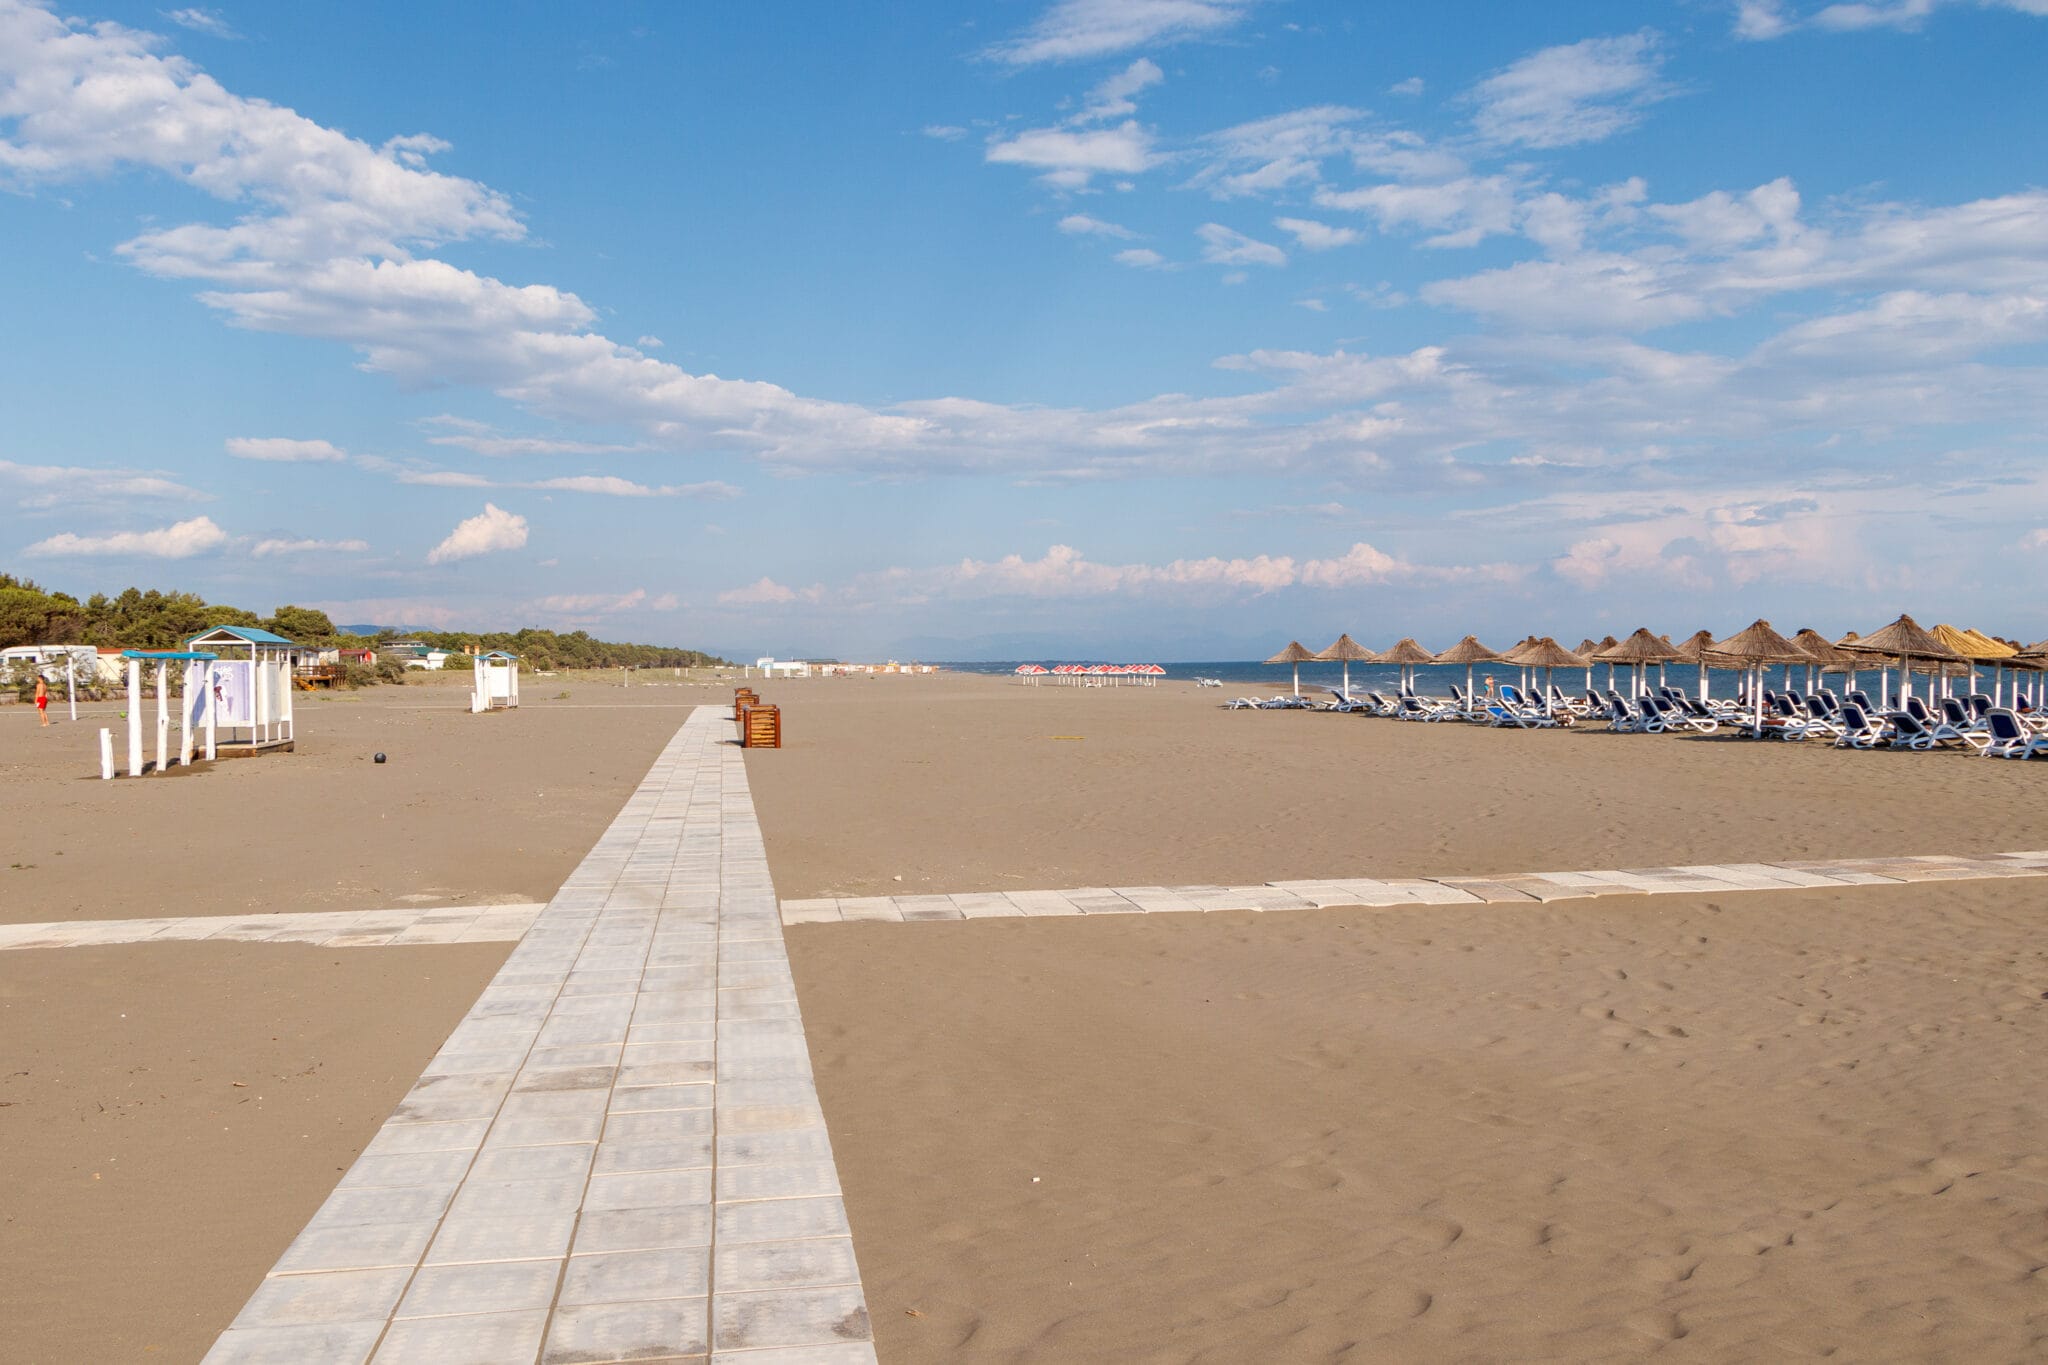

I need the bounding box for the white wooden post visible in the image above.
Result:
[281,653,295,742]
[472,655,486,712]
[254,650,269,743]
[126,658,143,776]
[203,661,217,761]
[66,654,76,721]
[179,660,196,766]
[509,659,519,707]
[99,728,113,780]
[155,662,168,774]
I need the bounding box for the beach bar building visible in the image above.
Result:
[471,649,520,712]
[186,625,299,754]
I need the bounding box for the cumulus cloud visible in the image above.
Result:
[1114,247,1168,268]
[1187,106,1367,199]
[250,536,369,557]
[1197,223,1286,267]
[25,514,228,558]
[426,502,528,564]
[225,437,348,462]
[1077,58,1163,123]
[1469,32,1669,149]
[534,588,648,614]
[986,0,1251,64]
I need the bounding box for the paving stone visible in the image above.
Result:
[272,1220,436,1275]
[562,1248,712,1305]
[468,1143,596,1184]
[716,1161,842,1203]
[371,1310,548,1364]
[202,1321,384,1364]
[713,1238,862,1294]
[708,1346,877,1365]
[425,1212,579,1265]
[543,1299,708,1363]
[231,1268,412,1328]
[711,1285,871,1353]
[396,1259,560,1318]
[715,1197,851,1245]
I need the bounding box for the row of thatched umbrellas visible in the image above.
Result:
[1266,615,2048,727]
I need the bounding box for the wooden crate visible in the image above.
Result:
[734,687,760,708]
[740,703,781,749]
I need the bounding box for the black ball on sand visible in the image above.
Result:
[374,752,387,764]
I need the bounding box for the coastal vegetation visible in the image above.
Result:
[0,574,730,672]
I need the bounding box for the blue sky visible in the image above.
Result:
[5,0,2048,660]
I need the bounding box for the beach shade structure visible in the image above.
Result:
[1838,614,1961,707]
[114,649,219,777]
[1266,640,1317,698]
[1668,630,1720,700]
[1377,637,1439,698]
[1960,628,2019,702]
[1506,637,1589,716]
[1933,624,2017,703]
[1589,635,1621,689]
[1595,628,1679,698]
[1314,633,1377,698]
[1712,619,1811,734]
[1791,629,1858,695]
[1013,663,1047,686]
[470,649,520,713]
[1435,635,1505,716]
[1575,639,1602,690]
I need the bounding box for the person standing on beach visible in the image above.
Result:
[34,674,50,726]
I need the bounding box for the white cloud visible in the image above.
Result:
[426,502,528,564]
[1296,542,1407,588]
[1470,32,1669,149]
[720,577,801,605]
[1076,58,1163,123]
[1388,76,1425,97]
[1187,106,1366,199]
[1734,0,1795,38]
[523,475,741,500]
[986,121,1156,188]
[1274,217,1361,250]
[987,0,1251,64]
[1058,213,1137,238]
[160,7,236,38]
[636,334,663,349]
[1114,247,1168,268]
[2021,528,2048,551]
[1197,222,1286,267]
[250,536,369,557]
[0,459,208,505]
[25,514,228,558]
[1317,176,1519,248]
[225,436,348,462]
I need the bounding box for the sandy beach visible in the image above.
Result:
[6,670,2048,1360]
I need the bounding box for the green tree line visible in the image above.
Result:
[0,574,730,670]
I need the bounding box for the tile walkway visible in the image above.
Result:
[0,905,546,952]
[782,850,2048,923]
[204,706,875,1365]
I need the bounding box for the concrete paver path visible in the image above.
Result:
[204,706,874,1364]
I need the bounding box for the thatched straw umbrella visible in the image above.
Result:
[1668,630,1719,701]
[1508,637,1591,717]
[1313,633,1377,700]
[1265,640,1316,698]
[1595,627,1680,699]
[1435,635,1505,716]
[1575,639,1601,691]
[1377,637,1439,697]
[1838,614,1960,707]
[1711,619,1810,735]
[1791,628,1858,695]
[1933,623,2017,703]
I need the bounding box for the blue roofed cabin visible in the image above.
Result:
[185,625,301,754]
[471,649,520,712]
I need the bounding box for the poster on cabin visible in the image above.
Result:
[209,661,252,725]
